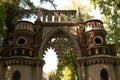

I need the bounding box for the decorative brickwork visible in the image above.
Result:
[0,9,120,80]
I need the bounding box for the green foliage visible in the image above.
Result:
[0,0,56,35]
[0,0,34,34]
[2,0,37,33]
[62,67,73,80]
[48,71,61,80]
[59,0,93,21]
[4,3,32,33]
[90,0,120,54]
[57,48,78,80]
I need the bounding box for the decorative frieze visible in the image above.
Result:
[5,58,45,67]
[78,56,116,66]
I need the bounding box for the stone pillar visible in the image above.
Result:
[77,64,83,80]
[67,12,71,21]
[54,12,58,22]
[43,12,46,22]
[34,59,45,80]
[114,60,120,80]
[48,12,52,22]
[77,60,87,80]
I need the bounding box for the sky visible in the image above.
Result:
[43,48,57,73]
[30,0,102,19]
[30,0,102,73]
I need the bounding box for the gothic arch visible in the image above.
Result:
[100,69,109,80]
[38,27,82,58]
[12,70,21,80]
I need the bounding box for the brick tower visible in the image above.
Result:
[77,20,118,80]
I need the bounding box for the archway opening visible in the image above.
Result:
[41,30,79,80]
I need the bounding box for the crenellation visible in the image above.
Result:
[39,10,76,23]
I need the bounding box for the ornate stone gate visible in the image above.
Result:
[0,9,120,80]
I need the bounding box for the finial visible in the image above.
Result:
[77,7,84,23]
[37,8,42,20]
[78,7,82,20]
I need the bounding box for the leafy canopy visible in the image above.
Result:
[90,0,120,54]
[0,0,56,35]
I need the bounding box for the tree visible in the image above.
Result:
[59,0,93,21]
[57,48,78,80]
[0,0,56,47]
[62,67,73,80]
[0,0,56,35]
[48,71,61,80]
[0,0,35,34]
[90,0,120,55]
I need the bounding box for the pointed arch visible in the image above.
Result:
[12,70,21,80]
[38,27,82,58]
[100,69,108,80]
